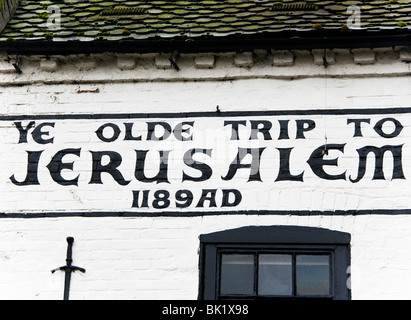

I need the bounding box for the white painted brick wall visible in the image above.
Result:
[2,215,411,300]
[1,49,411,299]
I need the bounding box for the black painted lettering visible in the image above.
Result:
[307,144,346,180]
[224,120,247,140]
[250,120,272,140]
[146,122,171,141]
[14,121,35,143]
[222,147,265,182]
[221,189,242,207]
[347,119,370,137]
[135,150,171,184]
[196,189,217,208]
[46,148,81,186]
[373,118,403,138]
[175,190,194,208]
[350,145,405,183]
[275,148,304,182]
[152,190,171,209]
[296,119,315,139]
[10,150,43,186]
[278,120,290,140]
[141,190,149,208]
[182,148,213,182]
[132,190,141,208]
[173,122,194,141]
[96,123,121,142]
[31,122,55,144]
[124,123,142,141]
[89,151,130,185]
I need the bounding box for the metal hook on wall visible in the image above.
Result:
[322,136,329,156]
[322,47,329,68]
[168,50,180,72]
[12,53,22,74]
[322,37,329,68]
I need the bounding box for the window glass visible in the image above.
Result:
[220,254,254,295]
[200,226,350,300]
[296,255,330,296]
[258,254,292,296]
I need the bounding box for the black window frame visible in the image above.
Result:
[198,226,351,300]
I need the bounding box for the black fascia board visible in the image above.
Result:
[199,225,352,245]
[0,29,410,55]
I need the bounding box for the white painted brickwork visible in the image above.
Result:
[1,48,411,299]
[2,215,411,300]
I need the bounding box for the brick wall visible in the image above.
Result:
[1,48,411,299]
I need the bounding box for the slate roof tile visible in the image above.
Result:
[0,0,410,42]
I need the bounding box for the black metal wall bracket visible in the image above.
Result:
[12,53,22,74]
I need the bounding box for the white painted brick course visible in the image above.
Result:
[154,55,173,69]
[116,56,137,70]
[352,48,376,65]
[40,58,60,72]
[0,59,16,73]
[194,55,215,69]
[312,49,336,66]
[234,52,254,67]
[272,50,294,66]
[399,48,411,62]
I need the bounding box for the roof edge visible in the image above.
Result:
[1,29,411,55]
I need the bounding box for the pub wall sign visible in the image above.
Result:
[1,108,410,216]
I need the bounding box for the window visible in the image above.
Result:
[198,226,351,300]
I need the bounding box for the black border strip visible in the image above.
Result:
[1,107,411,121]
[1,209,411,218]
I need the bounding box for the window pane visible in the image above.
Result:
[220,254,254,295]
[296,255,330,296]
[258,254,292,296]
